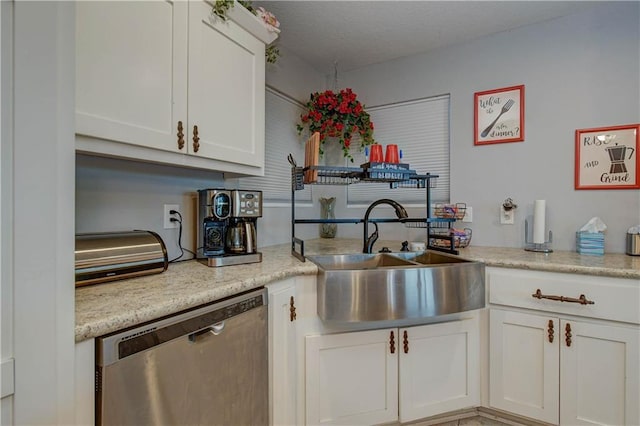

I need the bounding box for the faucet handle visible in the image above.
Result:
[379,247,392,253]
[400,241,409,252]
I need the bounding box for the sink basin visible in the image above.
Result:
[308,251,485,323]
[306,253,416,270]
[394,250,469,264]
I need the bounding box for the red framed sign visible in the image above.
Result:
[575,124,639,190]
[474,85,525,145]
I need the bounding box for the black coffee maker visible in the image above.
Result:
[197,189,262,267]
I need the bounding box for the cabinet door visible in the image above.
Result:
[489,309,559,424]
[187,1,265,169]
[560,320,640,426]
[75,339,95,425]
[76,1,188,152]
[399,317,480,423]
[267,279,298,426]
[305,329,398,425]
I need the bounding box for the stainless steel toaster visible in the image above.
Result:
[75,230,168,287]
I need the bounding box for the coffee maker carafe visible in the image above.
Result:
[225,218,258,254]
[197,189,262,267]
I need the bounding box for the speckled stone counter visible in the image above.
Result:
[75,244,317,342]
[76,239,639,342]
[301,239,640,279]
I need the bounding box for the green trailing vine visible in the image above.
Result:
[212,0,280,64]
[212,0,233,21]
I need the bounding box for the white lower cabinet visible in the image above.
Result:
[305,328,398,426]
[399,318,480,422]
[489,309,559,424]
[305,316,480,425]
[488,267,640,426]
[267,278,299,426]
[75,339,95,426]
[491,309,639,425]
[559,319,639,426]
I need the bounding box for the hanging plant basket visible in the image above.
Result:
[297,88,376,162]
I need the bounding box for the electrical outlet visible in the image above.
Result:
[500,206,515,225]
[461,206,473,223]
[163,204,180,229]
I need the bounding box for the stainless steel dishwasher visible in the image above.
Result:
[95,288,268,426]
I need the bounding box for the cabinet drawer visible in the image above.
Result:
[488,267,640,324]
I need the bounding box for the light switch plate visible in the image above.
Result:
[500,206,515,224]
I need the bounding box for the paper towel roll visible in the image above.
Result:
[533,200,546,244]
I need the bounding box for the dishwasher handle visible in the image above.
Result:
[188,322,226,343]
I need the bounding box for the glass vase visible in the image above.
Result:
[319,197,337,238]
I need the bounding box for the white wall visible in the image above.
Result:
[76,154,225,261]
[340,2,640,252]
[265,45,326,103]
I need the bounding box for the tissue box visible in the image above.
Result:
[576,231,604,255]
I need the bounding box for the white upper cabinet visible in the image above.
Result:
[75,1,275,176]
[187,1,265,168]
[76,1,187,153]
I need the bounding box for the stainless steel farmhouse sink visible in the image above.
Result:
[307,251,485,323]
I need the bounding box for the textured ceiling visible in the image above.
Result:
[255,1,601,74]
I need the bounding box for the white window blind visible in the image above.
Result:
[347,95,450,205]
[239,88,311,203]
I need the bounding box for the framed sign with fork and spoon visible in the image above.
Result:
[474,85,525,145]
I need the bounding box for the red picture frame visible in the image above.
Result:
[575,124,639,190]
[474,85,525,145]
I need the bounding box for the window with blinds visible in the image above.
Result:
[239,88,311,203]
[347,95,450,205]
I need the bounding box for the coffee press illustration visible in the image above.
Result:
[605,143,635,174]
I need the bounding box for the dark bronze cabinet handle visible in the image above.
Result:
[389,331,395,354]
[403,330,409,354]
[532,289,594,305]
[565,323,572,347]
[177,121,184,149]
[548,320,554,343]
[289,296,296,322]
[192,125,200,153]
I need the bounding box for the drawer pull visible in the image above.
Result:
[532,289,595,305]
[192,125,200,153]
[565,323,572,347]
[403,330,409,354]
[177,121,185,149]
[389,331,395,354]
[289,296,297,322]
[548,320,554,343]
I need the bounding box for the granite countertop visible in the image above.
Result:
[76,238,639,342]
[301,239,640,279]
[75,245,318,342]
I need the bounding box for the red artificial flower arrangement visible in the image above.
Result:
[297,88,376,162]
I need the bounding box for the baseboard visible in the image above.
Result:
[402,407,478,425]
[395,406,554,426]
[477,407,555,426]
